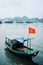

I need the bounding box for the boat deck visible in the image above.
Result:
[17,47,35,54]
[17,47,27,51]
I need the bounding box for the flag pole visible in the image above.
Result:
[27,28,31,48]
[28,27,36,48]
[30,38,31,48]
[27,34,29,48]
[28,34,31,48]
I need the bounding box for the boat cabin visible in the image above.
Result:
[5,37,33,51]
[5,37,27,50]
[11,39,24,50]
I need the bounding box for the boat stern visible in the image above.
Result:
[32,50,39,57]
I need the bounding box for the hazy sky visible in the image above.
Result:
[0,0,43,18]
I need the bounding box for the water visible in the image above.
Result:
[0,23,43,65]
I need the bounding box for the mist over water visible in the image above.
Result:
[0,23,43,65]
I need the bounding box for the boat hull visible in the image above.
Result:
[5,43,39,58]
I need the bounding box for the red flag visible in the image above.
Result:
[28,27,36,34]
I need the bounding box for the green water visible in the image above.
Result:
[0,23,43,65]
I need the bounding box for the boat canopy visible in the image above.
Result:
[15,37,29,43]
[6,36,33,44]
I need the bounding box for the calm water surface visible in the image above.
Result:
[0,23,43,65]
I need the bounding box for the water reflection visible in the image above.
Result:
[5,48,38,65]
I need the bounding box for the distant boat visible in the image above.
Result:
[16,21,23,23]
[25,21,33,23]
[5,37,39,58]
[0,21,2,24]
[5,21,13,23]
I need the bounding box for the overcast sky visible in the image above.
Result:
[0,0,43,18]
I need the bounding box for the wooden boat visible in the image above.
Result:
[5,37,39,58]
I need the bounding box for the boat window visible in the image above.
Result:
[8,39,11,43]
[6,38,11,45]
[11,39,17,44]
[6,38,8,42]
[6,38,11,42]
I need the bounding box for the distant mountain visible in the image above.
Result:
[1,16,43,23]
[30,18,41,23]
[13,17,22,22]
[40,19,43,23]
[13,16,29,23]
[21,16,29,21]
[2,17,13,23]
